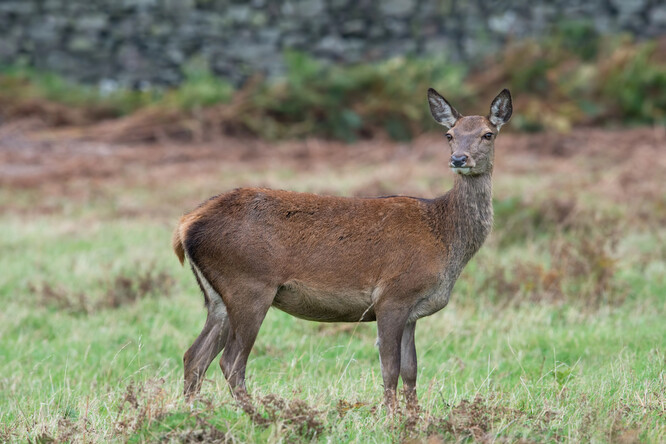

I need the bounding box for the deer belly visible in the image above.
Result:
[272,281,376,322]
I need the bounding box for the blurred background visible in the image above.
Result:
[1,1,665,443]
[0,0,664,141]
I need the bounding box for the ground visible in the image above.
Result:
[0,121,664,442]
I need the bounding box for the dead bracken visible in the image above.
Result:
[30,266,175,315]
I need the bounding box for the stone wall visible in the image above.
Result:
[1,0,664,88]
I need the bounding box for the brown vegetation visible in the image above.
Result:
[30,266,174,315]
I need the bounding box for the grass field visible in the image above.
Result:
[0,125,665,442]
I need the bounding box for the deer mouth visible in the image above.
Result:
[450,167,472,175]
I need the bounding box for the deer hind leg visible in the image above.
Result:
[183,260,230,400]
[219,281,275,399]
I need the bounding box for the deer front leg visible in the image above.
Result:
[376,308,410,415]
[400,322,418,412]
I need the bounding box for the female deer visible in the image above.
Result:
[173,88,512,412]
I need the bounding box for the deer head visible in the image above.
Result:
[428,88,512,176]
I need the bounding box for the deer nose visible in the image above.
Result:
[450,154,468,167]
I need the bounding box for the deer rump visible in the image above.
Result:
[178,187,447,323]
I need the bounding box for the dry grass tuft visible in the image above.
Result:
[26,399,96,443]
[398,396,559,443]
[484,194,630,309]
[610,406,641,444]
[235,392,325,439]
[30,266,174,315]
[113,379,169,436]
[162,417,229,444]
[482,229,626,309]
[336,399,369,418]
[0,426,13,443]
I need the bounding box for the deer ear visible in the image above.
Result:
[489,89,512,130]
[428,88,461,128]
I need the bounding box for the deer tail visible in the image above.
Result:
[172,218,186,266]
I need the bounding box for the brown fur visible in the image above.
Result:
[171,224,185,266]
[174,89,513,413]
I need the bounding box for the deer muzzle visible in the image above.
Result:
[450,154,468,168]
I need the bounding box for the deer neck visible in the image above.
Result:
[432,171,494,263]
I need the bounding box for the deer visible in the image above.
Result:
[172,88,512,413]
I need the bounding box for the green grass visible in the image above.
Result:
[1,216,664,442]
[1,143,665,442]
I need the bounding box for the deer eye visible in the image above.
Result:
[483,132,493,140]
[445,133,453,141]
